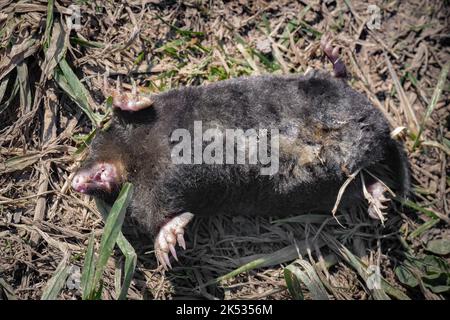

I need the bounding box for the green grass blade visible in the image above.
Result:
[91,183,134,298]
[200,239,325,289]
[41,254,70,300]
[74,128,98,155]
[408,218,440,239]
[284,259,329,300]
[155,14,204,37]
[213,245,300,287]
[284,266,304,300]
[273,214,331,224]
[81,232,96,300]
[400,199,440,220]
[44,0,54,49]
[114,266,122,298]
[70,37,106,48]
[413,61,450,149]
[333,241,410,300]
[0,278,17,300]
[339,245,390,300]
[95,197,137,300]
[116,232,137,300]
[55,58,103,126]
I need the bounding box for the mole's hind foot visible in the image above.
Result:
[363,180,392,222]
[155,212,194,270]
[104,76,153,111]
[320,34,347,78]
[110,89,154,112]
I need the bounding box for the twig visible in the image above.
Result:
[331,169,361,227]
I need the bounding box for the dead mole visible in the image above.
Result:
[72,36,410,269]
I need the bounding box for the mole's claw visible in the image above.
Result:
[368,206,381,220]
[177,233,186,250]
[169,243,178,261]
[108,76,155,112]
[162,252,172,269]
[331,47,339,58]
[156,250,167,270]
[160,256,167,271]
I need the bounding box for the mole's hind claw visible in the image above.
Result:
[320,34,347,78]
[177,233,186,250]
[154,212,194,270]
[363,180,392,223]
[169,243,178,261]
[101,75,154,112]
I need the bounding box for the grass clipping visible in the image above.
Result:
[42,183,136,300]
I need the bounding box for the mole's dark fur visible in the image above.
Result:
[82,70,409,237]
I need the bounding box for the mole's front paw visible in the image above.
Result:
[155,212,194,270]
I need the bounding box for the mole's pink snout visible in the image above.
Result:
[72,172,90,194]
[72,163,119,194]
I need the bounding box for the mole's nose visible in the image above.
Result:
[72,174,89,193]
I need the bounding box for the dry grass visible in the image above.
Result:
[0,0,449,300]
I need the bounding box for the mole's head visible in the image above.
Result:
[72,126,130,203]
[72,160,126,199]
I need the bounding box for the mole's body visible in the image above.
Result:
[72,38,409,269]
